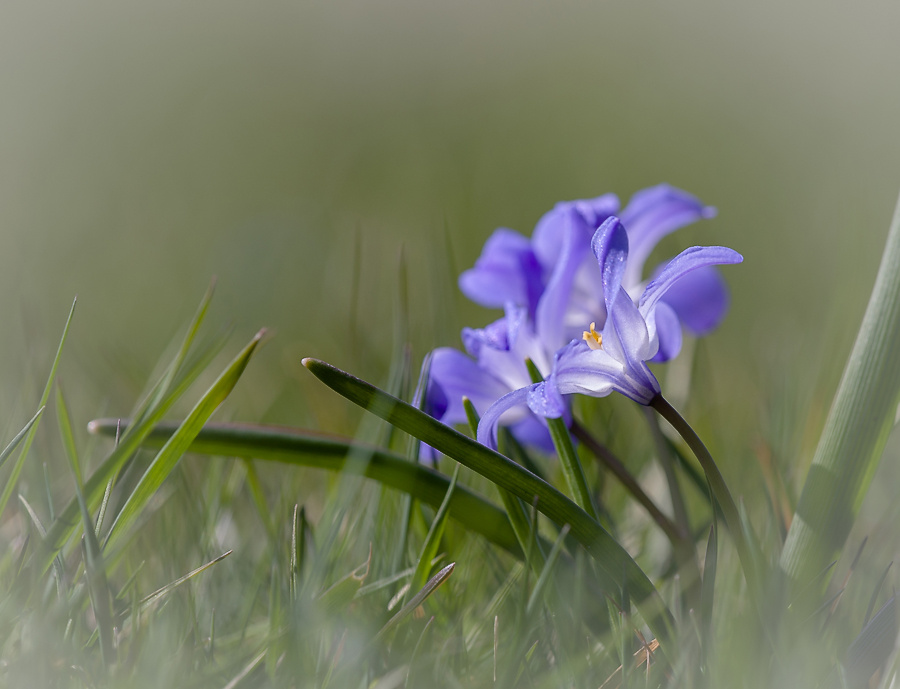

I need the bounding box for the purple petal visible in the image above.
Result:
[535,213,589,352]
[459,228,544,315]
[526,379,567,419]
[550,338,660,405]
[477,386,535,451]
[590,217,629,316]
[509,415,556,454]
[620,185,717,287]
[462,318,510,359]
[658,264,730,336]
[640,246,742,321]
[648,301,683,363]
[427,348,510,425]
[532,194,619,269]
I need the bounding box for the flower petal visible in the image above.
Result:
[527,380,567,419]
[591,217,629,316]
[532,194,619,269]
[648,301,683,363]
[620,184,716,287]
[459,228,544,315]
[658,264,730,336]
[549,339,659,405]
[535,213,589,352]
[640,246,742,321]
[477,386,535,450]
[427,348,511,425]
[509,414,556,453]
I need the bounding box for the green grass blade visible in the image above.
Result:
[87,419,524,558]
[465,400,545,575]
[700,523,717,666]
[300,357,674,655]
[525,359,597,521]
[139,550,233,611]
[103,330,265,553]
[126,279,216,437]
[410,465,458,597]
[35,313,230,576]
[781,191,900,587]
[0,407,45,472]
[372,562,456,644]
[56,384,83,484]
[0,297,76,519]
[526,523,570,616]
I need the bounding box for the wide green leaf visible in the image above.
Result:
[87,419,523,558]
[781,192,900,588]
[300,357,674,654]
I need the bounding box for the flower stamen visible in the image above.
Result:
[582,322,602,350]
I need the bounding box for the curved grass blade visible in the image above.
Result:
[781,191,900,587]
[87,419,524,558]
[0,298,75,519]
[825,595,899,689]
[103,330,265,554]
[301,358,674,655]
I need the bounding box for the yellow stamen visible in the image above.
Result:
[582,322,602,350]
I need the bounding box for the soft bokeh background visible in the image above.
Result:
[2,0,900,642]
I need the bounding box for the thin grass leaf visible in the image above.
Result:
[410,465,459,598]
[0,298,75,519]
[102,330,265,554]
[301,358,675,656]
[864,562,893,628]
[0,407,44,473]
[357,556,445,598]
[35,313,230,576]
[67,442,115,666]
[406,615,435,689]
[372,562,456,645]
[139,550,233,611]
[87,419,524,558]
[781,191,900,587]
[18,494,66,596]
[700,523,717,666]
[526,523,570,616]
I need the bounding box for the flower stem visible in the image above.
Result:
[525,360,598,522]
[570,421,683,545]
[649,394,761,600]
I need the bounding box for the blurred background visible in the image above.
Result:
[2,0,900,625]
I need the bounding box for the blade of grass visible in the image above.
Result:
[0,298,75,519]
[409,465,459,598]
[35,305,228,576]
[372,562,456,645]
[0,407,45,473]
[87,419,524,558]
[103,330,265,554]
[139,550,233,611]
[301,357,674,656]
[781,190,900,588]
[526,523,570,616]
[18,494,66,596]
[863,562,893,628]
[700,524,717,667]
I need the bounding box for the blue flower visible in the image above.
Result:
[476,217,743,450]
[429,185,728,451]
[459,184,724,360]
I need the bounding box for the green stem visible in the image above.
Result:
[650,394,760,600]
[570,421,683,545]
[525,359,598,521]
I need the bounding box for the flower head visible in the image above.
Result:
[476,217,743,450]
